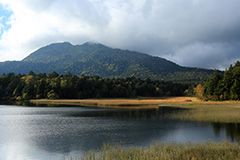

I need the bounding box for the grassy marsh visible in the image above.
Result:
[167,103,240,123]
[63,141,240,160]
[31,97,240,123]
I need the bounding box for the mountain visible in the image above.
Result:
[0,42,219,82]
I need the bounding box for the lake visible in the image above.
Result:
[0,104,239,160]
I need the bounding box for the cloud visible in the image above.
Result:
[0,0,240,69]
[166,42,240,70]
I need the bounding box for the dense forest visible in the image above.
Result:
[0,71,190,100]
[195,61,240,101]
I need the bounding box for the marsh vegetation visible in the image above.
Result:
[31,97,240,123]
[63,141,240,160]
[169,103,240,123]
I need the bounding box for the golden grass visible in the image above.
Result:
[30,97,240,122]
[31,97,240,107]
[63,141,240,160]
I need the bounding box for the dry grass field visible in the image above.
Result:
[31,97,240,106]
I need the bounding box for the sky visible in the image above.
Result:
[0,0,240,70]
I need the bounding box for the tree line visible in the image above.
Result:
[195,61,240,101]
[0,71,190,100]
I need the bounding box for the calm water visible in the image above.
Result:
[0,104,239,160]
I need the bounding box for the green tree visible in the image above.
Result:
[230,79,240,100]
[204,71,223,100]
[47,89,59,99]
[36,79,48,99]
[13,81,25,99]
[202,61,240,101]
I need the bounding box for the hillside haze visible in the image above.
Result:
[0,42,216,82]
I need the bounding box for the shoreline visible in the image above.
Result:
[30,97,240,107]
[30,97,240,123]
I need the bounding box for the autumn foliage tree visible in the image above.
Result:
[194,84,205,100]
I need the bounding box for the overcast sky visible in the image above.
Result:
[0,0,240,70]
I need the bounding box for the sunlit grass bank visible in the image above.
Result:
[31,97,240,107]
[30,97,202,107]
[63,141,240,160]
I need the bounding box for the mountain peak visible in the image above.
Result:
[82,41,107,48]
[83,41,98,45]
[49,41,73,46]
[22,41,74,62]
[0,42,217,82]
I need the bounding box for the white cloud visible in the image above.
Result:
[0,0,240,69]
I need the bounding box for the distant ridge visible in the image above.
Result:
[0,42,219,82]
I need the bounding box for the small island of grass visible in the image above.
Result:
[31,97,240,123]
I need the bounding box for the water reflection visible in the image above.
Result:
[60,106,186,119]
[24,107,186,153]
[211,123,240,143]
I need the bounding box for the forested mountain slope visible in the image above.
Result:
[0,42,217,82]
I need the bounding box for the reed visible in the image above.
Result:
[63,141,240,160]
[168,104,240,123]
